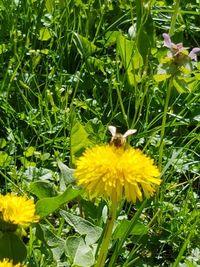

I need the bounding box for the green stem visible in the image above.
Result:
[169,0,180,36]
[95,200,118,267]
[0,170,24,194]
[172,218,198,267]
[158,79,173,169]
[115,84,128,127]
[109,200,147,267]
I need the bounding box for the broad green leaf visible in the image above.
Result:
[180,65,192,74]
[65,236,95,267]
[20,157,36,168]
[127,69,141,87]
[137,27,150,61]
[132,50,143,70]
[194,72,200,80]
[0,232,27,263]
[116,34,143,86]
[41,49,49,55]
[70,122,92,158]
[40,152,50,161]
[160,57,172,64]
[32,53,41,69]
[81,199,107,222]
[24,146,35,157]
[173,77,190,93]
[136,0,142,29]
[143,11,155,46]
[0,44,7,54]
[113,220,148,239]
[117,34,134,70]
[36,186,82,217]
[22,167,53,182]
[0,151,12,167]
[184,260,199,267]
[85,119,105,144]
[29,181,57,199]
[154,73,171,82]
[38,27,52,41]
[79,35,99,55]
[60,210,102,245]
[36,224,65,261]
[109,199,147,263]
[105,31,121,47]
[86,56,105,74]
[45,0,55,13]
[183,77,198,91]
[136,6,154,61]
[0,138,6,149]
[73,33,100,57]
[130,222,148,235]
[57,159,75,191]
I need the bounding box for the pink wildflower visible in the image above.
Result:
[162,33,200,61]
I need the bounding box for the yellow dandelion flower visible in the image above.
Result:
[0,193,39,227]
[0,259,26,267]
[75,144,161,203]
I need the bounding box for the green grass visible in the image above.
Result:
[0,0,200,266]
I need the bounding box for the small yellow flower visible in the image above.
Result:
[0,259,25,267]
[75,145,161,203]
[0,193,39,227]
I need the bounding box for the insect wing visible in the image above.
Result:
[108,125,117,137]
[123,129,137,138]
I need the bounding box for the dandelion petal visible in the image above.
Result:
[75,145,161,203]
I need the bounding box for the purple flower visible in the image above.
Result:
[163,33,184,55]
[162,33,200,61]
[188,48,200,61]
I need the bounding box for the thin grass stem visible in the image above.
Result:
[158,78,173,169]
[169,0,181,36]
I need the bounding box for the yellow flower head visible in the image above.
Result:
[75,145,161,203]
[0,259,26,267]
[0,193,39,227]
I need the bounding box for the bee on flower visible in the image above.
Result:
[75,126,161,204]
[108,125,137,148]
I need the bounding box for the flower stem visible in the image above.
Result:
[158,78,173,169]
[169,0,180,36]
[95,200,118,267]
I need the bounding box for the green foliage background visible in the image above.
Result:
[0,0,200,266]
